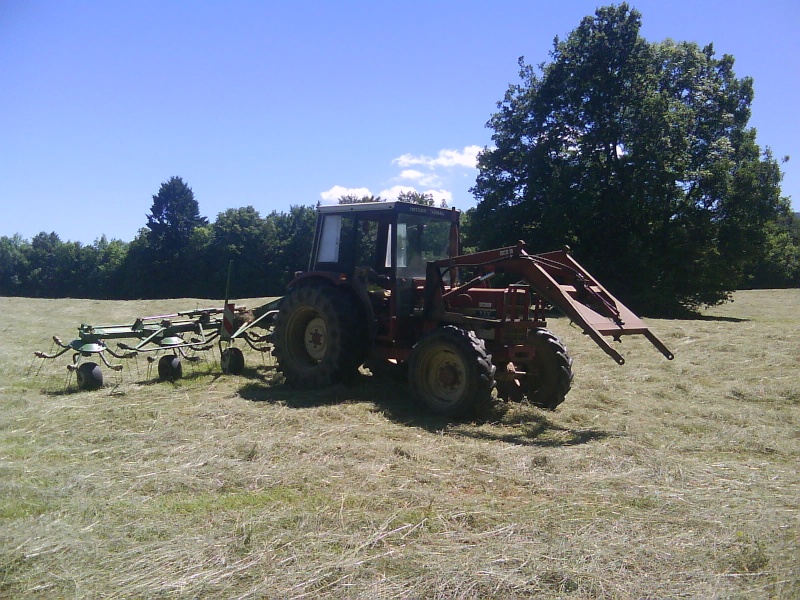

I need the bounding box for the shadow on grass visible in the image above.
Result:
[639,304,749,322]
[380,397,611,447]
[41,370,217,396]
[237,378,365,409]
[450,416,611,447]
[683,314,749,323]
[238,373,610,448]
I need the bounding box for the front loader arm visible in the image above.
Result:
[432,242,674,365]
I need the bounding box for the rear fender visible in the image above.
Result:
[287,271,347,290]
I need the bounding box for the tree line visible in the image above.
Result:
[0,183,449,301]
[0,171,795,307]
[0,178,317,300]
[1,4,798,312]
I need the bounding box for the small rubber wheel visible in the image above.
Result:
[76,362,103,390]
[221,347,245,375]
[158,355,183,382]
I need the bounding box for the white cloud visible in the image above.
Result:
[320,144,480,210]
[426,189,453,205]
[378,185,418,200]
[378,185,453,207]
[398,169,441,187]
[399,169,424,181]
[319,185,373,204]
[393,145,481,169]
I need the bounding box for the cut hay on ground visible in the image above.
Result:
[1,290,798,598]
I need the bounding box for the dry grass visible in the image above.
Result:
[1,290,798,598]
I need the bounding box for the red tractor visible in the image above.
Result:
[271,201,673,416]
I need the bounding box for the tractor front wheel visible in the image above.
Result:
[272,284,366,388]
[409,326,495,418]
[522,329,573,410]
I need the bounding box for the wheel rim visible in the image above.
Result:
[303,316,328,361]
[422,347,467,405]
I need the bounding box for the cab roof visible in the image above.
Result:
[317,200,459,221]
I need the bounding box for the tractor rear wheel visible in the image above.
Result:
[272,284,366,388]
[76,362,103,391]
[522,329,573,410]
[409,326,495,417]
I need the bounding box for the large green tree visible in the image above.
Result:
[143,176,208,297]
[265,205,316,293]
[24,232,65,297]
[744,210,800,289]
[0,235,29,296]
[472,4,788,314]
[87,236,129,298]
[146,177,207,253]
[207,206,271,298]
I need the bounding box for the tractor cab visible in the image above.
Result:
[304,202,460,350]
[310,201,459,283]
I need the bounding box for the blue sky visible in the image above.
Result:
[2,0,798,245]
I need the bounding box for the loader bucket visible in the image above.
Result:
[435,241,674,365]
[521,248,674,364]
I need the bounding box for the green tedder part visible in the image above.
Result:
[35,299,281,389]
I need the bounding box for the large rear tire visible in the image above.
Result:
[409,326,495,418]
[272,284,366,388]
[523,329,573,410]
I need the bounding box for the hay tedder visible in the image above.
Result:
[35,300,280,390]
[37,200,673,416]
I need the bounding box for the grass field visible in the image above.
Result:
[1,290,798,599]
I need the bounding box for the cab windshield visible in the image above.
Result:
[396,214,451,278]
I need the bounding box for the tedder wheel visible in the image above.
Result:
[272,284,366,388]
[76,362,103,391]
[221,347,245,375]
[522,328,574,410]
[409,325,496,418]
[158,354,183,382]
